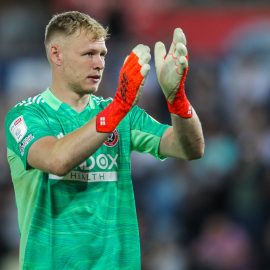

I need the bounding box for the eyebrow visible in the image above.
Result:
[82,48,108,55]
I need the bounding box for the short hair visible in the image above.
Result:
[44,11,109,48]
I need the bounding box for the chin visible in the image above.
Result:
[80,85,98,94]
[88,87,98,94]
[88,84,100,93]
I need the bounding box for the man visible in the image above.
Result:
[5,11,204,270]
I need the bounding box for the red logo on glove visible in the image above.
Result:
[120,73,128,102]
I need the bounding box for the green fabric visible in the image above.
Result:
[5,88,170,270]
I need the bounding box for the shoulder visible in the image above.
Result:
[7,94,45,114]
[5,94,46,128]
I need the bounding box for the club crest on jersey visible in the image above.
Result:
[104,130,119,147]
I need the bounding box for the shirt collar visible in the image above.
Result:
[41,88,95,111]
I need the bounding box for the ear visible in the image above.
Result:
[50,44,63,66]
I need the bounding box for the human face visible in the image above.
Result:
[61,30,107,94]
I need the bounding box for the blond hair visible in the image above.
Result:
[45,11,108,50]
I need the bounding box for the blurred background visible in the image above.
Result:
[1,0,270,269]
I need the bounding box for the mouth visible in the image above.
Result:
[87,75,101,84]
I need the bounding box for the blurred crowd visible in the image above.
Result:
[1,0,270,269]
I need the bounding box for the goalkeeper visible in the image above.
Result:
[5,11,204,270]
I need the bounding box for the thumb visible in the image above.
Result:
[154,41,166,74]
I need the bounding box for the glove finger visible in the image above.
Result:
[122,44,149,70]
[140,63,150,77]
[173,28,186,45]
[138,50,151,66]
[176,56,188,75]
[129,48,150,77]
[154,41,166,73]
[175,42,188,58]
[124,44,150,70]
[177,28,187,45]
[132,44,150,59]
[168,28,186,56]
[130,52,151,74]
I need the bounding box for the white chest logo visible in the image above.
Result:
[10,116,27,143]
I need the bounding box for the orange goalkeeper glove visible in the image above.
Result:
[154,28,192,118]
[96,44,151,132]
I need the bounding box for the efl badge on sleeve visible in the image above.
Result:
[10,116,28,143]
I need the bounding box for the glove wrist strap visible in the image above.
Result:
[166,67,192,118]
[167,89,192,118]
[96,97,128,133]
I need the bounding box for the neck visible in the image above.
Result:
[49,82,90,113]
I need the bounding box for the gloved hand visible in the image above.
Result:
[96,44,151,132]
[154,28,192,118]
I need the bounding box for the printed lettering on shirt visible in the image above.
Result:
[49,153,119,182]
[19,134,35,156]
[9,116,28,143]
[49,171,118,182]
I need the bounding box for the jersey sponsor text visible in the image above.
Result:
[49,171,118,182]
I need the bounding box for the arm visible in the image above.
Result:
[28,45,151,176]
[159,111,204,160]
[155,28,204,160]
[28,119,108,176]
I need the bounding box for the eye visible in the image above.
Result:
[101,50,107,58]
[85,52,93,57]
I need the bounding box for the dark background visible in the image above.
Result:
[1,0,270,269]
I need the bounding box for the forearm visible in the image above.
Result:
[160,109,204,160]
[53,117,110,172]
[28,117,109,176]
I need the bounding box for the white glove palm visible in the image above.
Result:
[154,28,188,103]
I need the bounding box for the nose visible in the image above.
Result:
[94,55,105,70]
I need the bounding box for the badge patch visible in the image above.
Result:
[10,116,28,143]
[104,130,119,147]
[19,134,34,156]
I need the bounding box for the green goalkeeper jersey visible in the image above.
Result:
[5,88,169,270]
